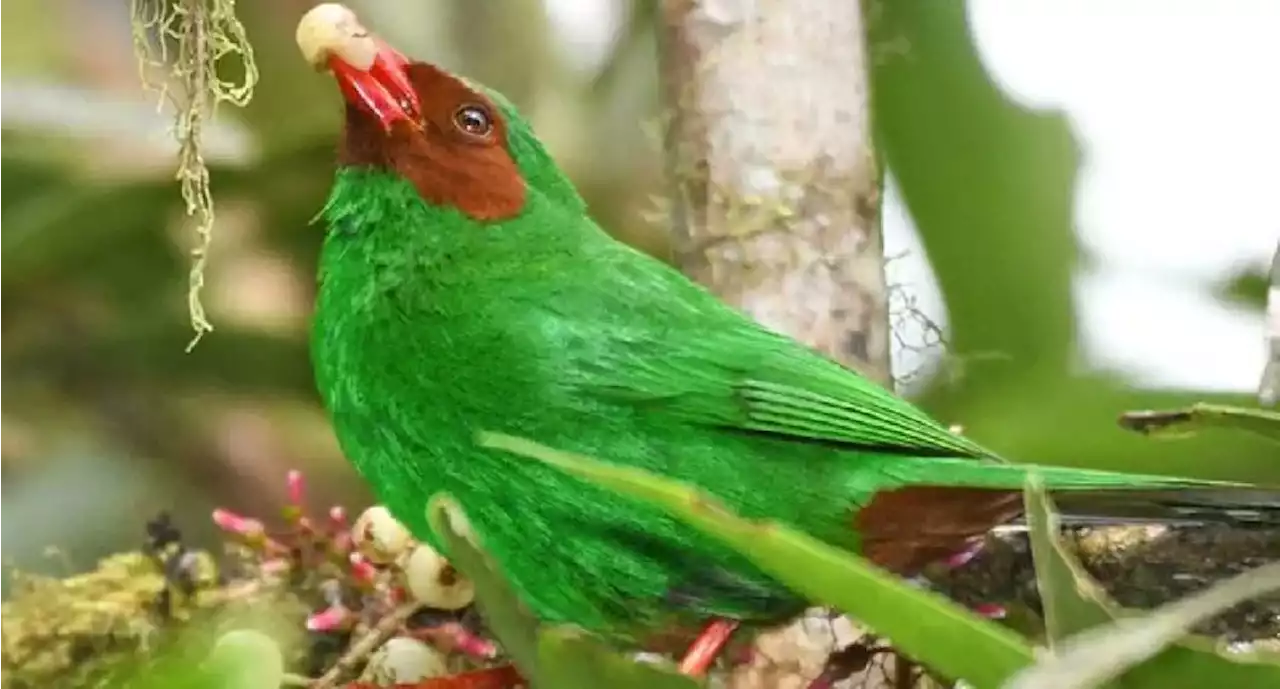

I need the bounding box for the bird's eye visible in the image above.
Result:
[453,105,493,137]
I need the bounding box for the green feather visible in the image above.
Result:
[311,78,1254,642]
[876,458,1235,491]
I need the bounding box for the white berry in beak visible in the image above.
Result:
[295,3,378,71]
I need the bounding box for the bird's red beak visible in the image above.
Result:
[328,39,421,131]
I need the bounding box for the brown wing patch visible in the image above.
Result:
[855,486,1023,575]
[339,63,526,221]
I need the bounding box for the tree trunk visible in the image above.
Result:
[657,0,890,385]
[656,0,891,686]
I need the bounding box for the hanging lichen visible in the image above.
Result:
[129,0,258,351]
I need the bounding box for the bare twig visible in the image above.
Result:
[1118,403,1280,443]
[310,601,423,689]
[1117,409,1198,436]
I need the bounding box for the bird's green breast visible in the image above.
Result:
[311,169,817,635]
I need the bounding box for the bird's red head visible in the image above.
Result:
[298,4,527,221]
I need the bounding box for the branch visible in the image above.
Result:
[310,602,423,689]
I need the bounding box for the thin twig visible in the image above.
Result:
[310,601,424,689]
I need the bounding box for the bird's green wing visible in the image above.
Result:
[544,243,991,461]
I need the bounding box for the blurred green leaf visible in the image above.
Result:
[1025,478,1116,643]
[1217,267,1270,310]
[478,433,1036,689]
[428,495,701,689]
[869,2,1280,486]
[0,142,71,202]
[201,629,286,689]
[537,627,700,689]
[79,608,301,689]
[871,0,1079,382]
[429,495,542,680]
[1,175,179,295]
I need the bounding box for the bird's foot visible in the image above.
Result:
[909,579,1008,619]
[678,618,740,676]
[808,639,894,689]
[806,607,1005,688]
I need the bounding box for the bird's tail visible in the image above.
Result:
[888,457,1280,526]
[855,459,1279,573]
[1045,488,1280,527]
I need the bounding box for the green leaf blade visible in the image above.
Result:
[480,432,1036,689]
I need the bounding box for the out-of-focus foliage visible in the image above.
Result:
[0,547,306,689]
[867,0,1278,483]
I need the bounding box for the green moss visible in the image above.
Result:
[128,0,258,349]
[1,549,305,689]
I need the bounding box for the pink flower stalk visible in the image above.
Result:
[450,625,499,659]
[212,507,288,555]
[328,506,352,554]
[306,605,351,632]
[349,552,379,587]
[972,603,1007,619]
[282,470,310,528]
[212,508,265,538]
[259,558,292,576]
[286,469,305,506]
[414,622,498,660]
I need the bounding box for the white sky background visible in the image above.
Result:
[544,0,1279,393]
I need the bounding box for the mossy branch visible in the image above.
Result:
[129,0,258,350]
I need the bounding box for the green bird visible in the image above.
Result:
[301,14,1272,673]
